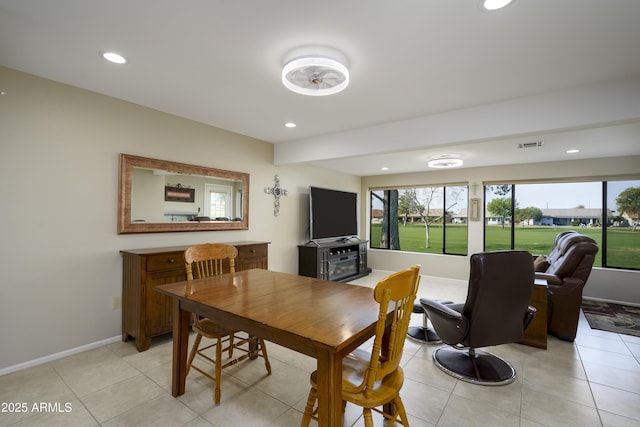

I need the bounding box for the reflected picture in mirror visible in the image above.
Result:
[118,153,249,234]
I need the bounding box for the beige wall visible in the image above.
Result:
[362,157,640,304]
[0,67,361,371]
[1,65,638,373]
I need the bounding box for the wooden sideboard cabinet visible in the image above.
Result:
[121,241,269,351]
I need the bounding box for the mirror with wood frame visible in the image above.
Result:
[118,153,249,234]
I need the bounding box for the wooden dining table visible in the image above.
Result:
[155,268,385,426]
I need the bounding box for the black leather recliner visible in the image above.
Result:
[421,251,536,385]
[534,231,599,341]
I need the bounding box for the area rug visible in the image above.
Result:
[581,300,640,337]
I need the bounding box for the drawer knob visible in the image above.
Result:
[251,249,255,253]
[168,258,175,263]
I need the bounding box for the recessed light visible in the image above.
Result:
[482,0,514,11]
[566,149,580,154]
[381,167,389,171]
[101,51,127,64]
[284,122,297,128]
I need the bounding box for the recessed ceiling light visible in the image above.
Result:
[284,122,297,128]
[101,51,127,64]
[428,158,464,168]
[482,0,514,11]
[566,149,580,154]
[381,167,389,171]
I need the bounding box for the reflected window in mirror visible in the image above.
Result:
[118,154,249,233]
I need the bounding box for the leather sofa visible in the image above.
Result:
[534,231,599,341]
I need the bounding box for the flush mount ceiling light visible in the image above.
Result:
[282,55,349,96]
[427,154,464,169]
[482,0,514,10]
[428,159,464,168]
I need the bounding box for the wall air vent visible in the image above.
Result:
[517,141,544,149]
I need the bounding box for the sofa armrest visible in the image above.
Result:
[420,299,468,345]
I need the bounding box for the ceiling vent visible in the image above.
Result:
[517,141,544,149]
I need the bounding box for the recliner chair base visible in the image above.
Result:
[432,346,516,386]
[407,325,442,344]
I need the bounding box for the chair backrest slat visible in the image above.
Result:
[185,243,238,280]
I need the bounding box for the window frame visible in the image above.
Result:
[369,184,468,256]
[482,178,640,271]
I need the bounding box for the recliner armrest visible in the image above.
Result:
[535,272,562,286]
[420,299,468,345]
[420,298,461,319]
[548,277,585,296]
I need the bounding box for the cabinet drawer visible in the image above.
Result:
[146,252,184,272]
[237,244,267,259]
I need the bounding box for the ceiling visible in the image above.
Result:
[1,0,639,176]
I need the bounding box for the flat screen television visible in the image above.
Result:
[309,186,358,242]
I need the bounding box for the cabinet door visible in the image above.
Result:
[145,268,187,337]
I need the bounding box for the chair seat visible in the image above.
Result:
[192,318,237,338]
[309,348,405,409]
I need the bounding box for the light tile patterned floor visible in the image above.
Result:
[1,270,639,426]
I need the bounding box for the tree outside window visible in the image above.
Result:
[370,185,467,255]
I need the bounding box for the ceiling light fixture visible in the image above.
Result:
[101,51,127,64]
[482,0,514,11]
[428,158,464,168]
[284,122,297,128]
[427,154,464,169]
[566,149,580,154]
[282,55,349,96]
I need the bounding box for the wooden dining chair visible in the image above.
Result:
[300,265,421,427]
[184,243,271,405]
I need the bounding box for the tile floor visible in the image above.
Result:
[1,270,639,426]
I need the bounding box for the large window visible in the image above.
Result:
[606,180,640,269]
[484,179,640,270]
[370,185,468,255]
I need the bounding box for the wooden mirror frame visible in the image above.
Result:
[118,153,249,234]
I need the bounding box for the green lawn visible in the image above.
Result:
[370,223,640,269]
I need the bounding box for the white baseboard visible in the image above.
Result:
[0,335,122,377]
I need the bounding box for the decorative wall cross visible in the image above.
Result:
[264,175,288,217]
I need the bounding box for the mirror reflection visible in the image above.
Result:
[118,154,250,234]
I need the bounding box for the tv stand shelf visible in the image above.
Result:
[298,240,370,282]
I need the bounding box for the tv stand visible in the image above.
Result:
[298,240,371,282]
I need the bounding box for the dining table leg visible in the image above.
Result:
[316,349,342,427]
[171,299,190,397]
